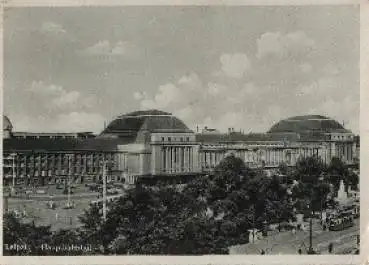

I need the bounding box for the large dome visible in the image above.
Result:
[100,109,192,140]
[3,116,13,131]
[268,115,350,134]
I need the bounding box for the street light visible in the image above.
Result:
[306,203,316,254]
[7,153,18,187]
[101,159,114,221]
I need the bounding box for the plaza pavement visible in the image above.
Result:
[229,219,359,254]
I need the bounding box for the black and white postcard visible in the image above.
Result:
[1,1,367,264]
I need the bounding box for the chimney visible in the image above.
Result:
[228,128,231,134]
[196,125,199,133]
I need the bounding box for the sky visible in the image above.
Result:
[3,5,359,134]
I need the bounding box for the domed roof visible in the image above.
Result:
[3,115,13,131]
[268,115,350,134]
[100,109,192,141]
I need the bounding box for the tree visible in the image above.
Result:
[278,162,288,176]
[327,157,357,191]
[311,181,331,213]
[3,212,52,255]
[4,153,299,255]
[294,156,326,185]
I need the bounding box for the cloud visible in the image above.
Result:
[133,91,146,100]
[257,31,315,59]
[41,21,66,34]
[296,77,342,98]
[138,72,266,132]
[207,82,227,96]
[51,112,105,133]
[28,81,64,95]
[294,77,359,133]
[323,63,341,76]
[299,63,313,73]
[52,91,80,108]
[82,40,136,56]
[308,96,359,133]
[12,112,105,133]
[219,53,251,79]
[27,81,94,110]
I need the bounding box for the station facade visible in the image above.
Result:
[3,110,358,186]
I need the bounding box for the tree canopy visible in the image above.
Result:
[3,154,355,255]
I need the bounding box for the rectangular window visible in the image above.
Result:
[168,137,171,142]
[161,137,165,141]
[186,137,190,142]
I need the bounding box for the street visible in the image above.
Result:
[229,219,359,254]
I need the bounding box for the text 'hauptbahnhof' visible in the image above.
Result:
[3,110,359,186]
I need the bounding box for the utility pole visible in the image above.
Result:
[309,216,313,252]
[12,154,16,187]
[307,204,316,254]
[252,204,255,243]
[68,156,71,207]
[102,160,107,221]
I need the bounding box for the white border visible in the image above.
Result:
[0,0,367,264]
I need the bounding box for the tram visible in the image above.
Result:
[328,214,354,231]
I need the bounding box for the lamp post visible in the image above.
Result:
[8,153,18,195]
[12,153,16,187]
[102,159,107,221]
[307,203,316,254]
[101,158,113,222]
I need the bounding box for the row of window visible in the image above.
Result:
[14,135,78,140]
[161,136,190,142]
[331,135,354,140]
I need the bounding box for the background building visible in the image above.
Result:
[2,111,358,186]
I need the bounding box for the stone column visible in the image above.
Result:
[182,147,185,172]
[166,147,171,173]
[188,147,191,171]
[172,147,175,173]
[183,147,188,172]
[176,147,180,172]
[352,142,357,160]
[331,142,336,162]
[176,147,179,172]
[178,147,182,172]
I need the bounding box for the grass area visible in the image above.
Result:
[8,196,94,231]
[6,184,102,231]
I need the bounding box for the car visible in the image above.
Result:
[36,189,47,194]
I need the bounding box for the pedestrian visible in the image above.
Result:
[328,243,333,254]
[298,248,302,255]
[261,249,265,255]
